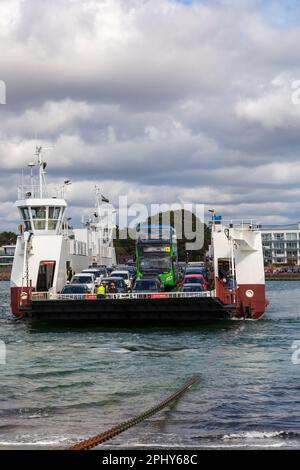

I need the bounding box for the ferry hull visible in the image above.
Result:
[237,284,267,320]
[11,286,33,318]
[22,297,234,323]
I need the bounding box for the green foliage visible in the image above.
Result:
[0,231,17,246]
[114,210,211,262]
[113,226,136,263]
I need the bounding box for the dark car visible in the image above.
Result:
[133,277,164,293]
[101,277,128,293]
[181,284,204,293]
[61,284,90,294]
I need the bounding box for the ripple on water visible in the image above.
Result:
[1,280,300,448]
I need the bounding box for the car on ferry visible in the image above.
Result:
[101,277,129,293]
[60,284,90,295]
[132,277,164,293]
[70,273,96,293]
[106,266,115,276]
[180,283,205,293]
[181,274,208,290]
[184,266,208,279]
[110,270,133,289]
[82,267,108,284]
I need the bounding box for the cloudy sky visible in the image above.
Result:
[1,0,300,230]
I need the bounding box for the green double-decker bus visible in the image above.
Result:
[136,224,178,289]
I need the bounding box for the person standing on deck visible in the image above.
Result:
[97,281,106,299]
[67,266,74,283]
[108,281,118,294]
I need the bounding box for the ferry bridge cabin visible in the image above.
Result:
[10,148,116,317]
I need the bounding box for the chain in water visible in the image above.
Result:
[67,375,200,451]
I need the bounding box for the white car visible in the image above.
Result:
[82,267,107,285]
[110,270,132,289]
[70,273,96,293]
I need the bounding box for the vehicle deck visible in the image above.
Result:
[21,291,235,323]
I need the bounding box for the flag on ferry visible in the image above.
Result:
[101,195,109,203]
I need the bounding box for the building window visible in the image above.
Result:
[274,233,284,240]
[273,242,285,249]
[262,233,272,241]
[286,242,298,249]
[286,233,297,241]
[263,243,272,249]
[264,250,272,258]
[287,251,298,258]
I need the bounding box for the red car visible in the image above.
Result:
[181,274,208,290]
[265,267,274,273]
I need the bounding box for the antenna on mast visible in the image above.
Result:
[35,146,50,198]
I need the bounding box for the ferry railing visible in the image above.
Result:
[17,185,66,200]
[105,291,212,300]
[31,292,49,301]
[215,277,237,305]
[31,291,212,301]
[214,219,261,230]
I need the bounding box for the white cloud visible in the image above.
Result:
[235,75,300,129]
[1,0,300,230]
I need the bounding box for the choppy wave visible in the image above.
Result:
[222,431,300,440]
[191,430,300,443]
[0,435,70,447]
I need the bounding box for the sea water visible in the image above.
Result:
[0,280,300,449]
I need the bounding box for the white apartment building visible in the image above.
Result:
[261,223,300,265]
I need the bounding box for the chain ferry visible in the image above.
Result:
[10,150,268,323]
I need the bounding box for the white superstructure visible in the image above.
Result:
[11,147,116,316]
[210,217,266,319]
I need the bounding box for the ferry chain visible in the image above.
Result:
[67,375,200,451]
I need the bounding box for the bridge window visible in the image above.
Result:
[31,207,46,219]
[20,207,32,231]
[21,207,30,220]
[31,206,46,230]
[33,220,46,230]
[48,206,61,230]
[49,207,61,219]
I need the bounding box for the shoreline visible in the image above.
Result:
[265,275,300,281]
